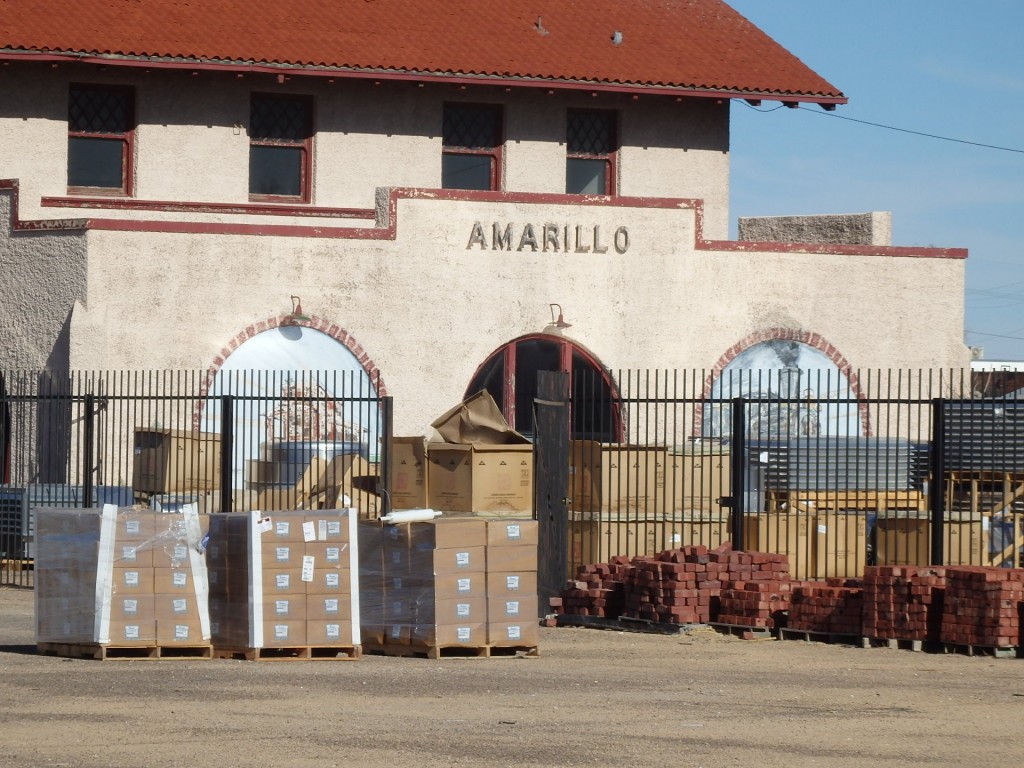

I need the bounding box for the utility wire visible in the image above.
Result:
[740,100,1024,154]
[965,330,1024,342]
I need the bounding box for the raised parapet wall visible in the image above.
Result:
[738,212,892,246]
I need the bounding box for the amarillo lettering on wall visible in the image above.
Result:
[467,222,630,254]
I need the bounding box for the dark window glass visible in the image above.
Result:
[566,109,616,195]
[572,350,616,441]
[67,84,133,193]
[442,103,501,191]
[513,339,562,435]
[249,94,311,200]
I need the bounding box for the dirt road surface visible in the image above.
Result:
[1,586,1021,767]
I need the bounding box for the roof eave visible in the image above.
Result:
[0,49,848,106]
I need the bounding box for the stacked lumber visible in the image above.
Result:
[862,566,946,643]
[940,567,1024,649]
[788,579,863,636]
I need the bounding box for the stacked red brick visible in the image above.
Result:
[716,552,791,629]
[941,567,1024,649]
[862,566,945,643]
[623,547,727,624]
[788,579,863,636]
[558,556,631,619]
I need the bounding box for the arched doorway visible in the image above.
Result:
[200,325,382,492]
[466,334,621,441]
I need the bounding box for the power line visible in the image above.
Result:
[965,330,1024,342]
[740,100,1024,154]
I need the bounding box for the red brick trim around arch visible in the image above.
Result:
[695,328,872,437]
[192,313,388,428]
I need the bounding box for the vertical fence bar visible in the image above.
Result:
[930,397,946,566]
[730,396,746,552]
[379,395,393,517]
[220,394,234,515]
[82,393,94,508]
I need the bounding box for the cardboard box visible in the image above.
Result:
[665,451,730,514]
[156,619,205,645]
[412,623,485,648]
[485,544,537,573]
[390,436,428,510]
[132,428,221,494]
[486,519,539,547]
[426,546,487,574]
[487,594,539,623]
[261,620,306,647]
[568,518,655,570]
[306,595,354,621]
[875,513,990,566]
[427,443,533,514]
[813,511,868,578]
[488,621,540,647]
[486,571,538,598]
[108,619,157,645]
[742,512,813,579]
[570,442,667,514]
[416,597,487,624]
[306,620,356,646]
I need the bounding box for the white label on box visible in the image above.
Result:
[275,546,291,562]
[121,546,138,561]
[326,546,340,563]
[172,545,188,561]
[275,573,291,589]
[125,625,140,640]
[123,599,138,615]
[325,573,340,589]
[324,598,339,614]
[275,520,291,537]
[303,521,317,542]
[274,625,289,640]
[456,603,471,618]
[172,572,188,588]
[817,524,828,534]
[671,533,682,544]
[301,555,315,582]
[386,527,400,541]
[257,517,273,534]
[457,578,472,593]
[325,520,342,538]
[275,600,291,616]
[506,524,521,540]
[326,624,340,640]
[390,625,402,640]
[456,627,471,642]
[62,621,72,636]
[173,598,188,614]
[505,600,520,616]
[390,550,404,564]
[505,575,520,591]
[125,520,142,535]
[455,551,471,568]
[392,577,403,590]
[507,625,522,641]
[175,625,190,640]
[124,571,140,587]
[209,570,219,586]
[210,621,220,635]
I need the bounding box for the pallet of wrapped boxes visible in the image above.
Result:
[35,504,212,660]
[360,517,539,658]
[206,509,362,660]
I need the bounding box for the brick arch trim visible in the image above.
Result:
[697,328,872,437]
[193,313,388,428]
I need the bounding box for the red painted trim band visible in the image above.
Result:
[41,195,375,220]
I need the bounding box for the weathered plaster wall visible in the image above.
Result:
[738,212,893,246]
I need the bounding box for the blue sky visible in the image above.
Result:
[726,1,1024,361]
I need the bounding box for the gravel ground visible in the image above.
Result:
[1,585,1022,767]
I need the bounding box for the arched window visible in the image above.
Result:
[466,335,621,441]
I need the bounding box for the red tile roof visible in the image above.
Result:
[0,0,845,104]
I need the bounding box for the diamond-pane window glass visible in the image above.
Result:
[249,94,312,202]
[566,110,617,195]
[442,103,502,191]
[67,84,134,194]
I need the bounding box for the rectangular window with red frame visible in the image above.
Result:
[442,103,502,191]
[67,84,135,195]
[249,93,313,202]
[566,109,617,195]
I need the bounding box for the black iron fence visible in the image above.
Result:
[3,366,1023,589]
[559,368,1024,580]
[0,369,388,587]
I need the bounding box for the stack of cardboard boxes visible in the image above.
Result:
[360,517,539,654]
[206,509,360,655]
[35,505,211,653]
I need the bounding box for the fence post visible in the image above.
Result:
[379,395,394,517]
[729,396,746,551]
[82,394,95,508]
[219,395,234,515]
[929,398,946,566]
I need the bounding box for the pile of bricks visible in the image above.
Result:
[556,556,632,619]
[788,579,863,636]
[622,547,728,624]
[862,566,946,643]
[941,567,1024,649]
[717,580,792,629]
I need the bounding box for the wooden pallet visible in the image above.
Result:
[941,642,1021,659]
[362,642,539,659]
[709,622,776,641]
[860,636,931,652]
[1,558,34,571]
[555,614,687,635]
[778,628,860,646]
[37,642,214,660]
[212,645,362,661]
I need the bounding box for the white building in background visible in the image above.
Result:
[0,0,970,441]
